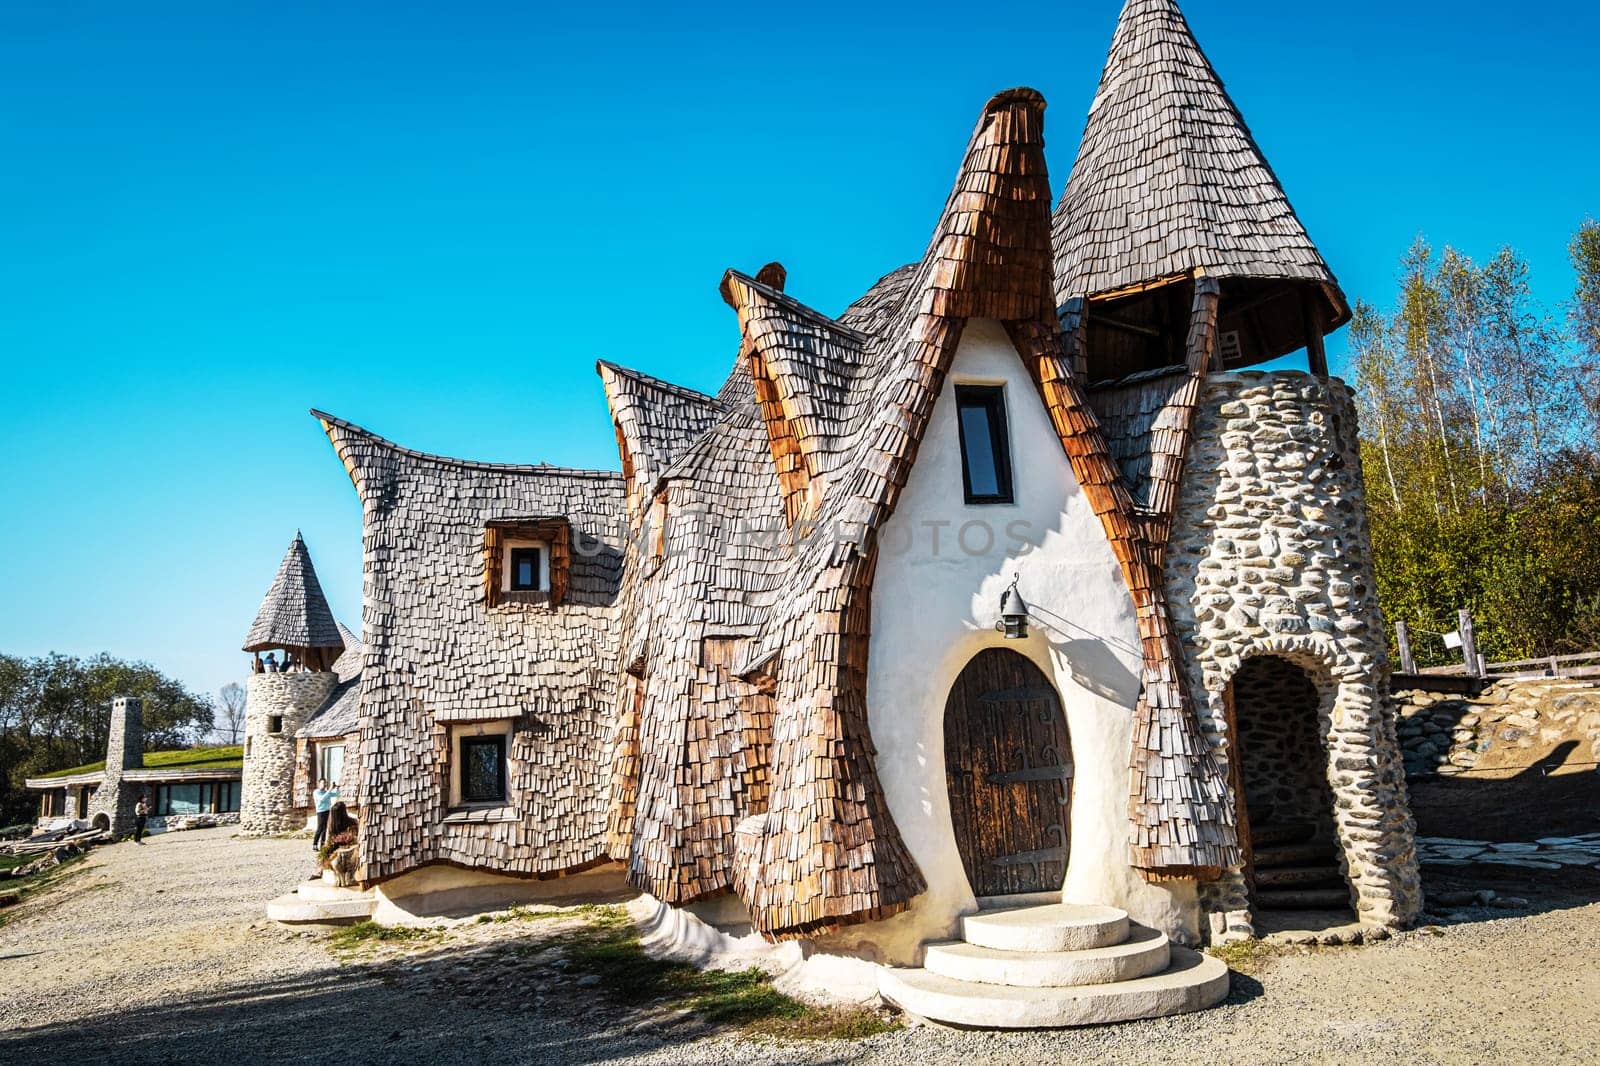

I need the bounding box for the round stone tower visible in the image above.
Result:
[240,532,346,834]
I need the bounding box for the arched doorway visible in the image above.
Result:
[944,648,1073,897]
[1224,655,1354,917]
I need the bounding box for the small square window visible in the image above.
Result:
[460,734,507,804]
[509,547,544,592]
[954,385,1015,505]
[267,715,283,735]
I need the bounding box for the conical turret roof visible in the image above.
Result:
[1053,0,1345,319]
[242,533,345,653]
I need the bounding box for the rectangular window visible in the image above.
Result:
[509,547,543,592]
[216,781,241,813]
[459,734,508,804]
[267,715,283,735]
[954,385,1014,505]
[319,743,346,786]
[158,783,211,816]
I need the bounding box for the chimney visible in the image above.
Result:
[106,697,144,771]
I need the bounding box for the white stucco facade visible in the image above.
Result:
[848,319,1197,963]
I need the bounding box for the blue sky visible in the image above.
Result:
[1,0,1596,708]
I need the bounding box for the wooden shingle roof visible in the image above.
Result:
[1053,0,1343,309]
[242,533,346,653]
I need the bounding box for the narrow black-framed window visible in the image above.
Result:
[954,385,1014,504]
[509,547,543,591]
[460,734,508,804]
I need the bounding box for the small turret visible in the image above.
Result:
[242,531,345,673]
[1053,0,1349,381]
[241,533,343,834]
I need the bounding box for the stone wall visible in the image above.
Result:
[1396,678,1600,777]
[1165,371,1421,935]
[86,697,144,835]
[242,672,337,834]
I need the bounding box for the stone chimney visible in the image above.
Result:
[106,696,144,771]
[86,696,144,834]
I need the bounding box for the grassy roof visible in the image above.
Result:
[34,745,244,780]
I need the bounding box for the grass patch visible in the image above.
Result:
[0,853,90,928]
[546,907,899,1041]
[326,920,442,956]
[1207,937,1284,976]
[33,745,243,780]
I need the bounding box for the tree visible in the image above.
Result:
[216,683,247,745]
[1353,223,1600,666]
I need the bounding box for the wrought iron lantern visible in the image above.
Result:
[996,577,1029,640]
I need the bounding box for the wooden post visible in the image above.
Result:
[1302,291,1329,377]
[1458,608,1482,678]
[1394,621,1417,675]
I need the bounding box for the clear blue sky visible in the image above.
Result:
[2,0,1596,707]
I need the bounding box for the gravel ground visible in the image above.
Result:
[1,828,1597,1065]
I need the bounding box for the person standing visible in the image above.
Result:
[312,778,339,849]
[133,795,149,844]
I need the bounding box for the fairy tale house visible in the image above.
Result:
[294,0,1421,1026]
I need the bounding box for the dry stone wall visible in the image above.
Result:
[1395,678,1600,777]
[1165,371,1421,934]
[242,672,337,834]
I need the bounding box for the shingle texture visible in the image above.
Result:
[297,622,365,740]
[1052,0,1337,302]
[315,411,626,882]
[243,533,346,653]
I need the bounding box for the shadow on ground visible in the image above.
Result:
[0,934,859,1066]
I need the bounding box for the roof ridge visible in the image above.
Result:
[720,271,871,344]
[594,361,728,409]
[310,409,623,480]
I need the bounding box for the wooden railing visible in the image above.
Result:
[1415,650,1600,681]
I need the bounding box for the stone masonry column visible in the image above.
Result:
[241,672,338,834]
[85,697,144,835]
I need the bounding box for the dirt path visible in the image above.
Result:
[1,828,1598,1064]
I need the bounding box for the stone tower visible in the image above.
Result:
[85,697,144,834]
[240,533,345,834]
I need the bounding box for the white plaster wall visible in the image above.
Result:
[856,319,1195,962]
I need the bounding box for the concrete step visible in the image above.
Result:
[1253,842,1336,867]
[1254,887,1351,910]
[924,925,1170,988]
[267,886,376,924]
[295,880,366,903]
[1255,865,1345,889]
[1250,822,1316,847]
[961,904,1129,953]
[879,947,1230,1029]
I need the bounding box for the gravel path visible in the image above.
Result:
[2,829,1597,1064]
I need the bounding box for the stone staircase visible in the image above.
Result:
[1251,822,1351,910]
[267,871,377,924]
[878,903,1230,1028]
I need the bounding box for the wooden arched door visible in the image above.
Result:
[944,648,1073,897]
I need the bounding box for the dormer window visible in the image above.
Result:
[509,547,545,592]
[484,518,570,607]
[954,385,1014,505]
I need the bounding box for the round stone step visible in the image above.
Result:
[266,890,376,924]
[961,903,1128,953]
[879,946,1230,1029]
[924,925,1170,987]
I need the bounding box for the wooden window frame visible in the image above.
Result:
[484,518,571,608]
[459,734,508,805]
[954,385,1015,505]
